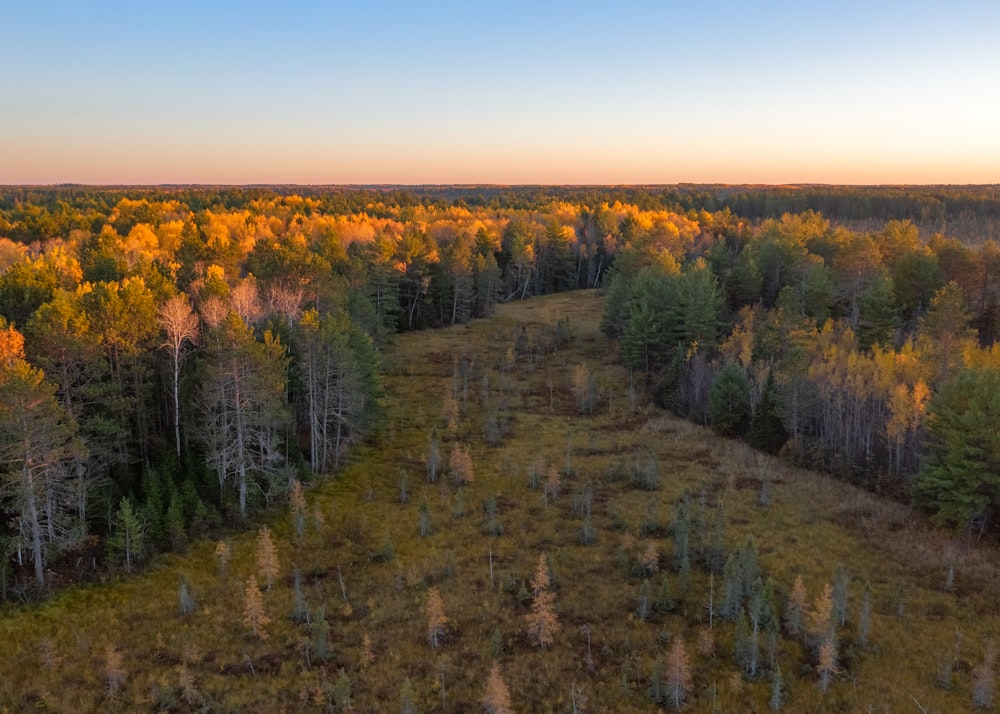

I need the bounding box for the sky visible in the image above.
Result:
[2,0,998,185]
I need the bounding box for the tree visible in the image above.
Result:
[200,312,290,519]
[426,586,449,648]
[0,337,87,586]
[913,367,1000,531]
[665,636,692,709]
[807,583,835,654]
[708,363,751,437]
[481,661,512,714]
[158,293,199,457]
[526,553,558,647]
[294,308,380,474]
[449,444,475,486]
[784,575,806,636]
[108,497,145,574]
[749,371,788,454]
[817,639,838,692]
[255,525,279,590]
[916,282,977,387]
[242,575,269,640]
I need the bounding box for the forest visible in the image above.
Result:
[1,185,999,589]
[1,185,1000,710]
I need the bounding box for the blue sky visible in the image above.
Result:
[2,1,998,184]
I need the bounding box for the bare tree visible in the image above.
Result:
[0,353,86,586]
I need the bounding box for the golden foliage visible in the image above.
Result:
[481,661,513,714]
[255,526,280,590]
[242,575,270,641]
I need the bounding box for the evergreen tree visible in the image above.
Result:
[913,367,1000,530]
[749,371,788,454]
[708,362,751,437]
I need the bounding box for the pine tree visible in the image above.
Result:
[749,371,788,454]
[481,661,513,714]
[708,362,751,437]
[242,575,270,640]
[426,586,449,648]
[400,676,418,714]
[332,667,352,712]
[312,607,330,661]
[255,526,279,590]
[654,573,675,614]
[108,497,145,575]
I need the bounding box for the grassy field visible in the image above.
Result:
[1,290,998,712]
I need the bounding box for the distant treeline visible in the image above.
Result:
[4,184,1000,245]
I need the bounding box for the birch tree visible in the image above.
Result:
[294,309,379,474]
[0,330,87,586]
[200,312,290,519]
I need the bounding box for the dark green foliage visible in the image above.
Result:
[856,270,899,351]
[749,372,788,454]
[375,531,396,563]
[332,667,351,709]
[913,368,1000,530]
[654,574,675,614]
[400,676,418,714]
[483,496,502,536]
[708,363,751,437]
[107,497,145,574]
